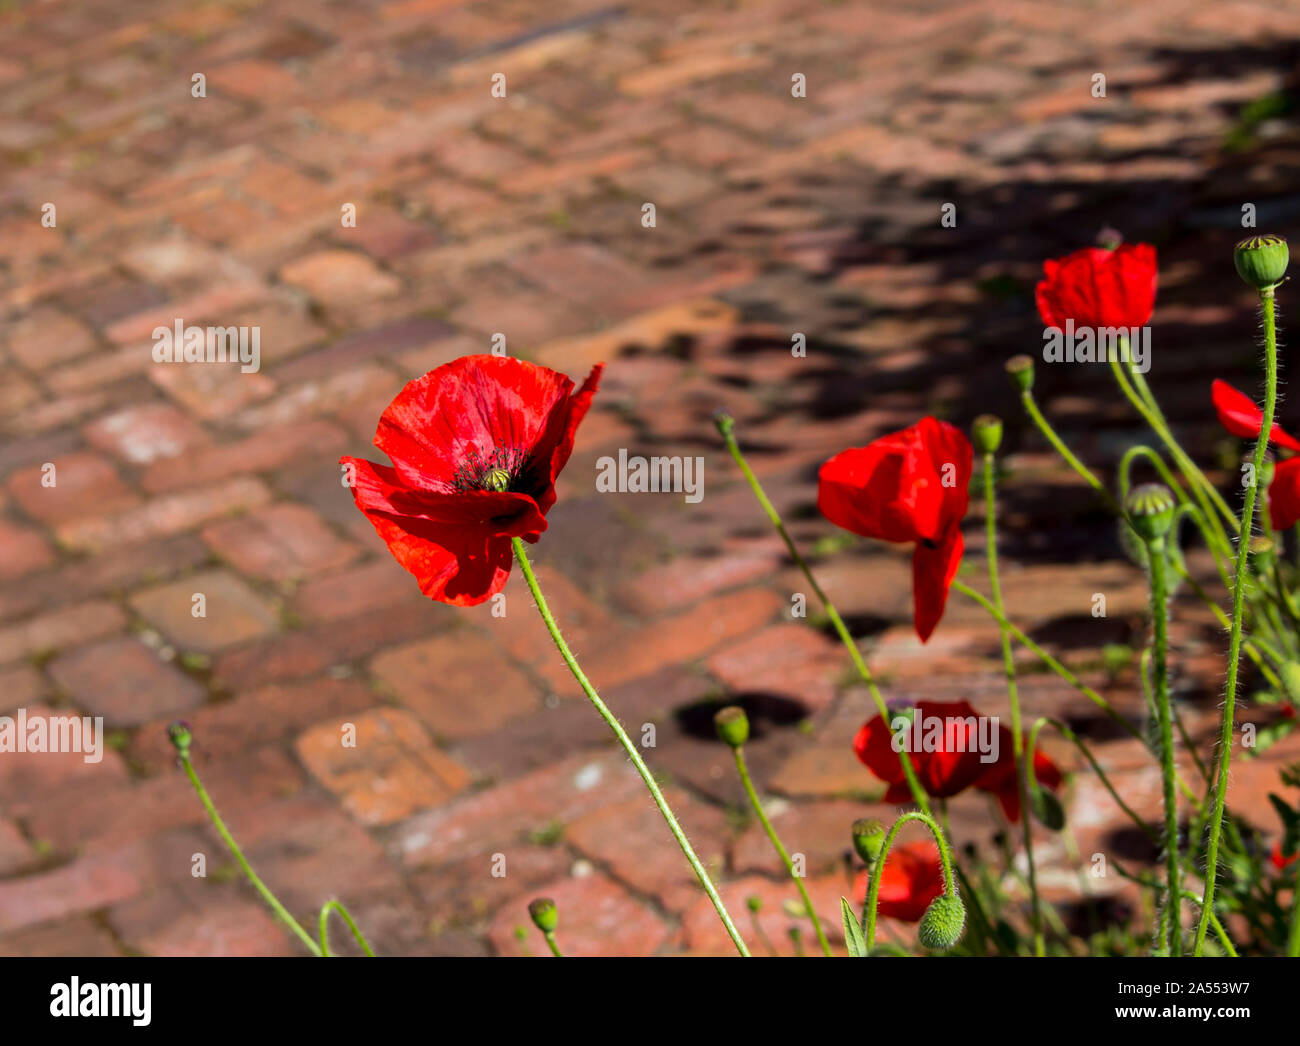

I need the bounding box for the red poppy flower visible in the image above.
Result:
[1211,379,1300,452]
[1271,841,1297,871]
[854,699,990,802]
[1035,243,1158,330]
[818,418,972,641]
[974,727,1063,822]
[853,840,946,922]
[341,354,602,606]
[1268,456,1300,530]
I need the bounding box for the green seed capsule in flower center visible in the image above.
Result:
[481,467,512,492]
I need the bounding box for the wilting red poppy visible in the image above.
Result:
[1211,379,1300,452]
[1271,841,1297,871]
[974,728,1063,822]
[853,840,946,922]
[1035,242,1158,330]
[1268,457,1300,530]
[819,418,972,641]
[341,354,602,606]
[854,699,990,802]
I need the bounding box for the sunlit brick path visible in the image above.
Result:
[3,0,1300,955]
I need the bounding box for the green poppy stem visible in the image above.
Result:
[510,537,751,957]
[731,744,833,956]
[318,900,376,957]
[1144,534,1181,954]
[177,749,322,956]
[981,451,1043,955]
[714,414,933,814]
[862,811,956,948]
[1194,289,1279,955]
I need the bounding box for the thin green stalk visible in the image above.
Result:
[1288,853,1300,957]
[318,900,376,957]
[1145,534,1182,954]
[732,745,832,956]
[863,812,955,948]
[982,451,1042,955]
[542,931,563,958]
[1019,389,1120,513]
[715,414,932,814]
[1195,290,1279,955]
[178,752,321,956]
[511,538,750,957]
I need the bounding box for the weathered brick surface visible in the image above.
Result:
[2,0,1297,957]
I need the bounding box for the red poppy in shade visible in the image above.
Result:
[853,840,946,922]
[1035,243,1158,330]
[1211,379,1300,452]
[1268,456,1300,530]
[341,354,602,606]
[819,418,972,641]
[1271,842,1297,871]
[974,727,1063,822]
[854,699,990,802]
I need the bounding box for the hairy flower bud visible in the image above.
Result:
[1005,354,1035,393]
[1125,483,1176,543]
[713,706,750,748]
[918,893,966,950]
[972,414,1003,456]
[851,818,886,864]
[528,897,558,934]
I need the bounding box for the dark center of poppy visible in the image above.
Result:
[451,445,529,494]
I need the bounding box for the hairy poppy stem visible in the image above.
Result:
[731,744,833,956]
[714,414,934,815]
[862,812,956,948]
[318,900,376,957]
[1196,291,1280,955]
[1145,534,1182,954]
[510,537,751,957]
[981,452,1043,955]
[175,744,323,956]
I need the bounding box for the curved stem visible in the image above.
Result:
[1020,390,1119,513]
[318,900,376,957]
[982,451,1042,955]
[1145,535,1181,954]
[863,811,955,948]
[715,415,932,814]
[732,746,832,956]
[1195,291,1278,955]
[179,753,322,956]
[511,537,750,957]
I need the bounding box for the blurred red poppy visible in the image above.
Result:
[818,417,972,641]
[1268,457,1300,530]
[853,840,946,922]
[854,699,990,801]
[1271,841,1297,871]
[974,727,1063,822]
[341,355,602,606]
[1211,379,1300,451]
[1035,242,1158,329]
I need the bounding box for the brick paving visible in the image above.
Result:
[3,0,1300,956]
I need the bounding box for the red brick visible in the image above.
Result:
[84,402,212,465]
[6,308,97,370]
[128,569,279,652]
[372,631,540,738]
[0,600,125,666]
[278,250,401,306]
[141,419,348,493]
[486,872,671,957]
[294,707,472,825]
[615,539,783,614]
[48,636,206,726]
[7,452,138,525]
[708,623,843,711]
[0,519,54,578]
[139,898,296,957]
[675,873,848,956]
[0,917,119,957]
[201,503,359,583]
[293,559,424,623]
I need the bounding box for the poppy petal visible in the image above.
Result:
[912,527,963,642]
[1211,379,1300,452]
[1036,243,1157,330]
[1270,457,1300,530]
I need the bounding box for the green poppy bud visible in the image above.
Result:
[1005,354,1035,393]
[1125,483,1176,543]
[746,895,763,914]
[1030,787,1066,831]
[972,414,1003,455]
[1234,234,1289,293]
[918,893,966,950]
[713,706,750,748]
[528,897,558,934]
[851,818,886,864]
[167,720,193,756]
